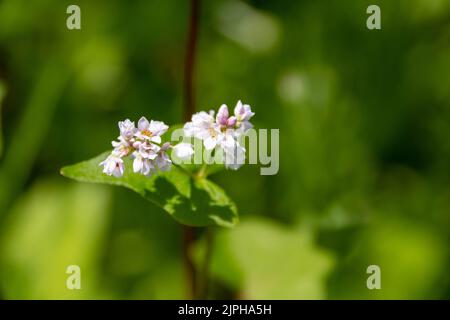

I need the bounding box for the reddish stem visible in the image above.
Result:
[182,0,200,300]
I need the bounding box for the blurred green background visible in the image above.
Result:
[0,0,449,299]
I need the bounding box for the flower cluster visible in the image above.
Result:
[99,101,254,177]
[100,117,193,177]
[184,100,254,169]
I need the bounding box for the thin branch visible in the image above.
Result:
[183,0,200,123]
[182,0,201,300]
[182,225,197,299]
[197,227,214,299]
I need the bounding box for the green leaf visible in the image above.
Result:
[60,152,238,227]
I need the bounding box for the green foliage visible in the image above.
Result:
[60,152,238,227]
[0,180,111,299]
[196,219,334,299]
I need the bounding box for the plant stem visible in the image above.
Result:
[196,163,208,179]
[182,225,196,298]
[197,227,214,299]
[183,0,200,123]
[182,0,201,300]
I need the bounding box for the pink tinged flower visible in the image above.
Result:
[138,116,150,131]
[184,111,223,150]
[112,137,132,157]
[234,100,254,134]
[172,142,194,159]
[137,142,160,160]
[216,104,229,126]
[154,143,172,172]
[226,116,237,127]
[132,152,155,176]
[184,111,215,137]
[99,154,124,177]
[135,117,168,143]
[118,119,136,139]
[234,100,254,122]
[148,120,169,141]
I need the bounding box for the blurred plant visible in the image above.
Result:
[0,180,111,299]
[194,218,334,299]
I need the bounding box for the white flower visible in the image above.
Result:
[100,116,168,178]
[118,119,136,139]
[234,100,254,134]
[135,117,168,144]
[172,142,194,159]
[183,101,254,170]
[154,143,172,171]
[111,137,132,157]
[132,152,155,176]
[110,120,136,157]
[224,144,246,170]
[184,111,223,150]
[99,103,254,178]
[99,154,124,177]
[137,141,160,160]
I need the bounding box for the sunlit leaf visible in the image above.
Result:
[60,152,238,227]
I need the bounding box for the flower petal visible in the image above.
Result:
[138,117,150,130]
[204,136,218,150]
[149,120,169,136]
[173,143,194,159]
[216,104,229,125]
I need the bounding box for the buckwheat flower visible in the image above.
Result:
[135,117,169,144]
[132,139,160,175]
[137,141,160,160]
[224,144,246,170]
[184,111,223,150]
[154,142,172,171]
[110,119,136,157]
[216,104,230,126]
[220,129,237,150]
[111,137,132,157]
[234,100,254,134]
[216,104,239,130]
[99,154,124,177]
[184,110,215,136]
[172,142,195,159]
[184,102,254,170]
[132,151,155,176]
[118,119,136,139]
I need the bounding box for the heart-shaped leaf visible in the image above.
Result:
[60,152,238,227]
